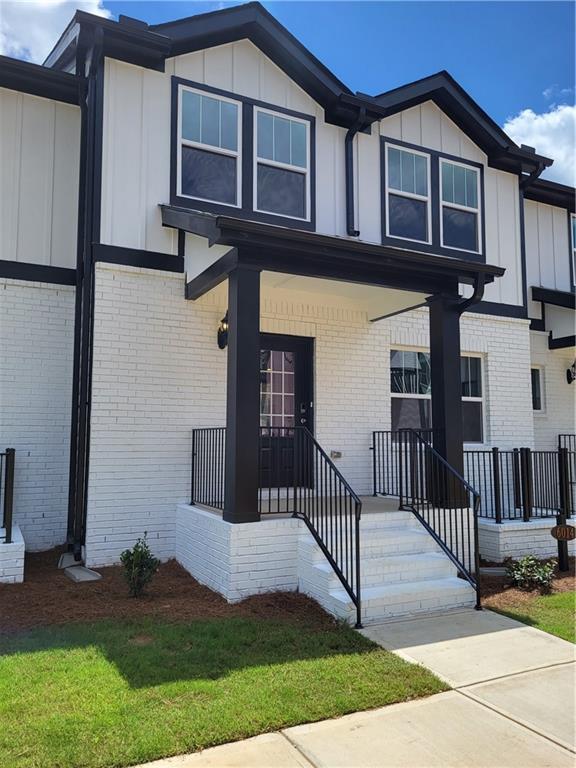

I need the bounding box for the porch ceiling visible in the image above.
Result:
[261,272,430,321]
[160,205,505,303]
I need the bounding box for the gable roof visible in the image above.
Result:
[366,70,552,174]
[42,2,552,173]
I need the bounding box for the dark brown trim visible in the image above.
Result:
[0,260,76,285]
[532,286,576,310]
[0,55,81,104]
[524,178,575,213]
[93,244,184,273]
[549,334,576,350]
[170,76,316,232]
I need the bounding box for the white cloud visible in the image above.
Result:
[0,1,111,64]
[542,84,574,105]
[503,104,576,186]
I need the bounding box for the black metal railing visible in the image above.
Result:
[1,449,15,545]
[372,429,439,501]
[396,430,481,609]
[190,428,226,510]
[464,446,575,521]
[559,434,576,451]
[190,427,363,626]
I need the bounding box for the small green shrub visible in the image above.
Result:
[120,534,160,597]
[506,556,556,594]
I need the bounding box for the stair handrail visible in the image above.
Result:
[401,429,481,609]
[293,427,363,628]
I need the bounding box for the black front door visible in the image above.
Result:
[259,333,313,489]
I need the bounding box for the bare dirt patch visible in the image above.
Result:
[482,556,575,611]
[0,547,335,635]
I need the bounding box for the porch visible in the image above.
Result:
[154,209,508,625]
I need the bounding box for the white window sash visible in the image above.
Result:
[253,106,311,222]
[385,143,432,245]
[439,159,482,254]
[177,85,242,207]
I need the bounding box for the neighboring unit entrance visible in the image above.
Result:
[259,333,314,489]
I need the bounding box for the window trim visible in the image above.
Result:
[384,142,432,245]
[170,76,316,232]
[390,346,486,444]
[570,213,576,289]
[439,157,482,255]
[253,106,311,223]
[531,365,545,414]
[176,84,243,208]
[380,136,486,263]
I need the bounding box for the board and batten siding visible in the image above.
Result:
[379,102,524,308]
[100,42,350,256]
[524,200,572,318]
[0,88,80,269]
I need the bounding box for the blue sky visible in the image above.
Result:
[100,1,574,125]
[2,1,574,182]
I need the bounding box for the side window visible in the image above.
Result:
[178,87,241,206]
[440,160,481,253]
[255,109,310,221]
[385,145,431,243]
[571,215,576,285]
[531,367,544,412]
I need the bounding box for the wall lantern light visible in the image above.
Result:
[567,361,575,385]
[217,311,229,350]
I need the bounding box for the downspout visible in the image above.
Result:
[457,273,486,315]
[345,106,366,237]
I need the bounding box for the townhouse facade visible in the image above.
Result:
[0,3,574,621]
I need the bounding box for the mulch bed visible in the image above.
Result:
[0,548,336,635]
[481,556,575,611]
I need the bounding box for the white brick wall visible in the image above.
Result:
[0,279,74,550]
[85,264,227,567]
[0,525,25,583]
[176,503,301,600]
[86,264,536,565]
[479,517,575,562]
[530,331,576,450]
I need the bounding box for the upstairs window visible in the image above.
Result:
[178,87,241,206]
[440,160,481,253]
[255,109,310,221]
[385,145,431,243]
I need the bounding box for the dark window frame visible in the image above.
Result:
[171,76,316,231]
[381,136,486,263]
[531,367,544,412]
[390,348,485,443]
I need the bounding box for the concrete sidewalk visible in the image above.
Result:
[139,610,575,768]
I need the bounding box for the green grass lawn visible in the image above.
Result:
[0,617,446,768]
[492,591,575,643]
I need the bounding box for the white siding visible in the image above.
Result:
[0,88,80,269]
[380,101,523,307]
[100,43,349,252]
[525,200,571,317]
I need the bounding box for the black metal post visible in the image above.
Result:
[492,447,502,524]
[224,265,261,523]
[371,433,377,497]
[520,447,533,522]
[428,294,464,476]
[3,449,15,545]
[557,447,570,572]
[190,429,196,505]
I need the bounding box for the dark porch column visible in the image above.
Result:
[429,293,464,475]
[224,265,261,523]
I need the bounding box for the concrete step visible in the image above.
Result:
[299,526,440,561]
[329,576,476,623]
[313,551,455,588]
